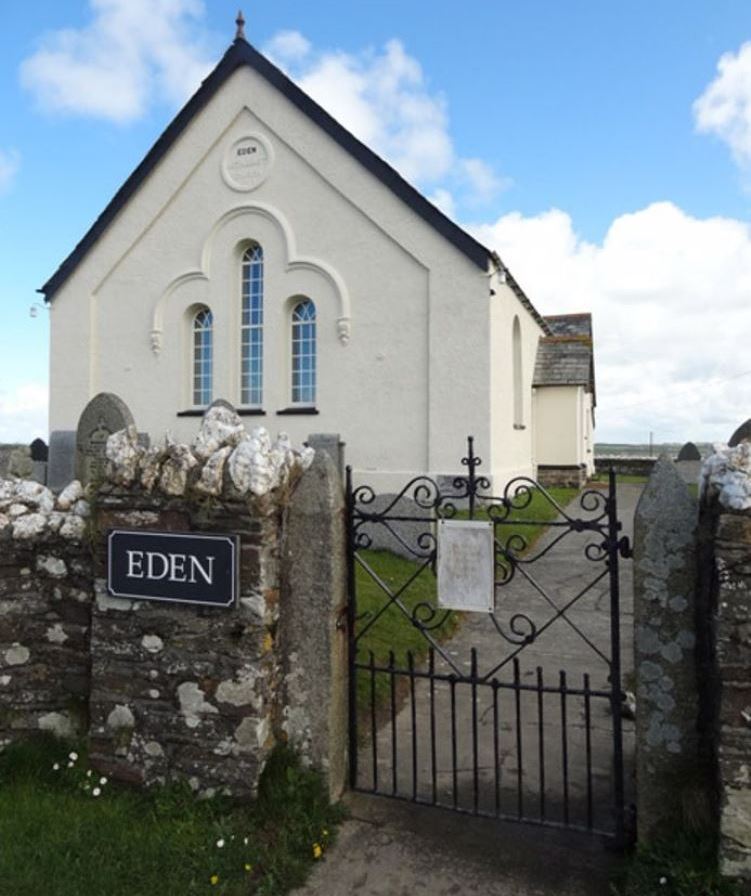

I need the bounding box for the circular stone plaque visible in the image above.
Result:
[222,135,273,192]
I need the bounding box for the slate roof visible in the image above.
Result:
[39,34,544,317]
[533,313,595,403]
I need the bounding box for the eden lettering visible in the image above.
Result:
[125,550,215,585]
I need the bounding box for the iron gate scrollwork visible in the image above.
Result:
[346,437,633,846]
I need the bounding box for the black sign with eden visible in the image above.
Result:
[107,530,238,607]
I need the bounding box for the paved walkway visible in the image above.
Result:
[295,483,642,896]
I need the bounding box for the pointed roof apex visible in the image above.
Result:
[235,9,246,41]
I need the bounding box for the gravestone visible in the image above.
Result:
[75,393,135,486]
[677,441,701,461]
[29,438,48,462]
[306,433,345,480]
[205,398,237,414]
[29,437,49,485]
[729,419,751,447]
[47,431,77,492]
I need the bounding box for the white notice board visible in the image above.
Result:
[436,519,495,612]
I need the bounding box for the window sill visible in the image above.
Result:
[277,407,319,416]
[177,409,208,417]
[513,424,526,431]
[238,409,266,416]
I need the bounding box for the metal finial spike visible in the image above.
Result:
[235,9,246,40]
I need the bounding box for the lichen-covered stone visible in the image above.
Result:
[105,426,141,486]
[12,513,46,540]
[633,457,700,838]
[702,442,751,510]
[195,446,232,496]
[158,437,198,496]
[191,405,246,461]
[56,480,83,510]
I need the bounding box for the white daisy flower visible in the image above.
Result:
[216,838,225,849]
[92,787,101,797]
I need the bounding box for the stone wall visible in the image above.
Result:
[0,480,92,745]
[702,443,751,886]
[0,405,348,801]
[87,484,281,798]
[536,463,587,488]
[594,456,657,477]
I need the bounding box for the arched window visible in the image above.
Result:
[291,299,316,405]
[193,307,213,407]
[241,245,263,405]
[512,316,523,427]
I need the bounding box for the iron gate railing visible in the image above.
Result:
[345,438,632,846]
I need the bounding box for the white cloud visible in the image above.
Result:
[428,188,456,219]
[265,30,311,65]
[20,0,213,123]
[0,149,20,193]
[694,41,751,165]
[459,158,509,204]
[264,31,505,200]
[470,201,751,443]
[0,383,48,443]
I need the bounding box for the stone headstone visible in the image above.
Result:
[729,419,751,447]
[205,398,237,414]
[47,431,76,492]
[306,433,345,480]
[29,438,49,462]
[75,393,135,486]
[677,441,701,461]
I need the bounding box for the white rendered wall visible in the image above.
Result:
[583,391,595,474]
[533,385,582,467]
[488,269,544,490]
[48,65,494,491]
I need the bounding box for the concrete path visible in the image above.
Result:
[295,482,642,896]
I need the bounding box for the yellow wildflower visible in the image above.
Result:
[244,864,253,872]
[210,874,219,885]
[312,843,323,859]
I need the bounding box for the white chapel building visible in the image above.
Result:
[42,19,595,491]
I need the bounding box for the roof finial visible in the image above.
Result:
[235,9,246,41]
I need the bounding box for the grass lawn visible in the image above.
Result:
[0,736,342,896]
[353,484,578,709]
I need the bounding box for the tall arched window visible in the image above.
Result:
[241,245,263,405]
[512,315,523,427]
[291,299,316,405]
[193,307,213,407]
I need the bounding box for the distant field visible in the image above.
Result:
[595,442,714,460]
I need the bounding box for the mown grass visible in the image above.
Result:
[0,735,342,896]
[354,485,577,710]
[611,830,744,895]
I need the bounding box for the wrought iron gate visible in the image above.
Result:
[345,438,632,846]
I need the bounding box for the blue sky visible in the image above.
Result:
[2,0,751,445]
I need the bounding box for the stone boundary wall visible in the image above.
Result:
[536,463,587,488]
[0,405,348,801]
[0,480,93,745]
[594,456,657,477]
[87,484,281,798]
